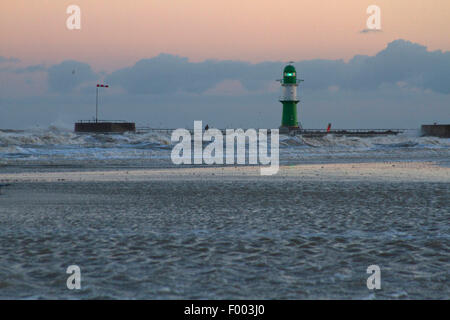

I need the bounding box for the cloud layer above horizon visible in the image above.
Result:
[2,39,449,95]
[1,39,449,129]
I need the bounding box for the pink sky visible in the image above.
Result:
[1,0,449,70]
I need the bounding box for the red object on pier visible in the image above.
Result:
[327,123,332,132]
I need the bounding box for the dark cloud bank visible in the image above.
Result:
[37,39,450,95]
[47,60,97,93]
[1,39,449,129]
[0,56,20,64]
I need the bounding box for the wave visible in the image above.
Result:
[0,126,172,148]
[279,132,450,150]
[1,126,449,162]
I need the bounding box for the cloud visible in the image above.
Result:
[4,39,448,96]
[47,60,97,93]
[14,64,47,74]
[348,40,450,94]
[0,56,20,64]
[328,85,339,93]
[204,79,249,96]
[105,53,271,95]
[294,40,450,94]
[102,40,450,96]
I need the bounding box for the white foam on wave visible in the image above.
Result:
[280,131,450,150]
[1,126,449,162]
[0,127,173,148]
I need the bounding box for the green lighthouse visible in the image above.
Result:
[279,64,303,130]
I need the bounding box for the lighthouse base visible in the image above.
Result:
[280,101,299,129]
[279,125,301,134]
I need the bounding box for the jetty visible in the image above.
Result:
[74,120,136,133]
[135,127,407,137]
[421,124,450,138]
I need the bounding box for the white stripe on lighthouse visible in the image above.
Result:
[282,85,297,101]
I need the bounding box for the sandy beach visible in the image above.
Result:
[0,159,449,299]
[1,161,448,183]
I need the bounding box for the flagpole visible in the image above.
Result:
[96,86,99,122]
[95,84,108,122]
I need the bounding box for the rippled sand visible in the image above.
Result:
[0,162,448,299]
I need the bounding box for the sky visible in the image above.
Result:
[0,0,449,129]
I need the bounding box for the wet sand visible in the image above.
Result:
[0,161,448,183]
[0,161,448,299]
